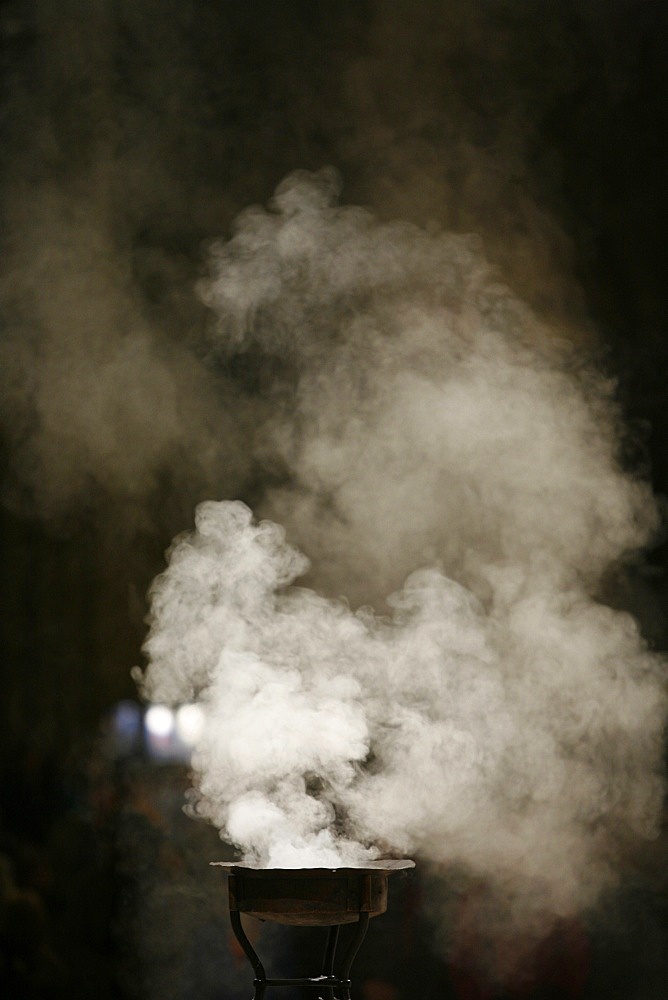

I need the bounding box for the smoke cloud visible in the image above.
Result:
[1,3,666,993]
[0,1,633,533]
[139,171,667,929]
[0,192,248,519]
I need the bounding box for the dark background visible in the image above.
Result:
[1,2,667,998]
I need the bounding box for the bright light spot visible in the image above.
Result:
[108,700,142,756]
[112,700,142,740]
[145,704,174,738]
[175,703,205,746]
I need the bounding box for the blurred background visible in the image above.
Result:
[1,1,667,997]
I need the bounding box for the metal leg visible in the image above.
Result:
[228,912,368,1000]
[338,912,370,1000]
[321,925,340,999]
[229,909,266,1000]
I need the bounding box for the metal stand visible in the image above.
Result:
[229,903,370,1000]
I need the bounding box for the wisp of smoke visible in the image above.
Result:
[138,170,666,928]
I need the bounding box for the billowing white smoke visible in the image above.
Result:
[139,170,666,919]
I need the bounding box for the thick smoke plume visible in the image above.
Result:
[139,171,666,925]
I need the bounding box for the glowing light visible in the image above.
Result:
[144,704,174,738]
[175,703,205,747]
[108,700,142,756]
[112,700,142,739]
